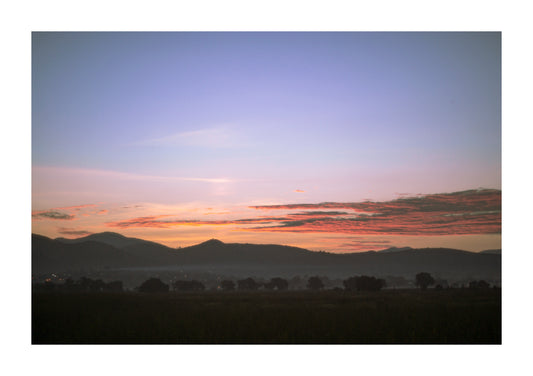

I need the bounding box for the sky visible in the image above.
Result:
[32,32,501,252]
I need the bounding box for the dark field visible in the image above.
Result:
[32,289,501,344]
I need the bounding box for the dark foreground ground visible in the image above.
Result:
[32,289,501,344]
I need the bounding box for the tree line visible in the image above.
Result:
[33,273,496,293]
[33,277,123,292]
[138,273,438,293]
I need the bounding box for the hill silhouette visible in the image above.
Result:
[479,249,501,255]
[56,231,150,248]
[55,231,181,266]
[32,232,501,280]
[33,233,131,272]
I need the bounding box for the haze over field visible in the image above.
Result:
[32,32,501,253]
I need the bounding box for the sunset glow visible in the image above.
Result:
[32,32,501,253]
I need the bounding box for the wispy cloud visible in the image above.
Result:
[106,215,234,229]
[32,210,75,221]
[338,239,392,251]
[290,211,350,217]
[57,228,93,236]
[34,166,233,184]
[54,204,96,211]
[32,203,98,221]
[106,210,366,229]
[294,189,305,193]
[136,126,240,148]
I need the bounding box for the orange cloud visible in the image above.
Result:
[294,189,305,193]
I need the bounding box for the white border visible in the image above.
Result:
[3,1,531,376]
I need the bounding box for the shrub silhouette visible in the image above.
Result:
[343,275,386,291]
[264,277,289,291]
[138,278,169,293]
[307,276,324,291]
[415,272,435,290]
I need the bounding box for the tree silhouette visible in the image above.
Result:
[138,278,169,293]
[343,276,358,291]
[264,277,289,291]
[220,280,235,291]
[289,275,304,290]
[415,272,435,290]
[237,277,260,290]
[307,276,324,291]
[343,275,385,291]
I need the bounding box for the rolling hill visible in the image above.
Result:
[32,232,501,281]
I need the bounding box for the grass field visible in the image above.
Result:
[32,289,501,344]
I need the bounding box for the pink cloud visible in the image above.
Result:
[106,215,233,229]
[103,189,500,237]
[247,189,501,236]
[54,204,96,211]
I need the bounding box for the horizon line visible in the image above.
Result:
[31,230,501,254]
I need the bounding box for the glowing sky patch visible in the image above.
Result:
[100,190,500,238]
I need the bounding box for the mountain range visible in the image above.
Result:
[32,232,501,281]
